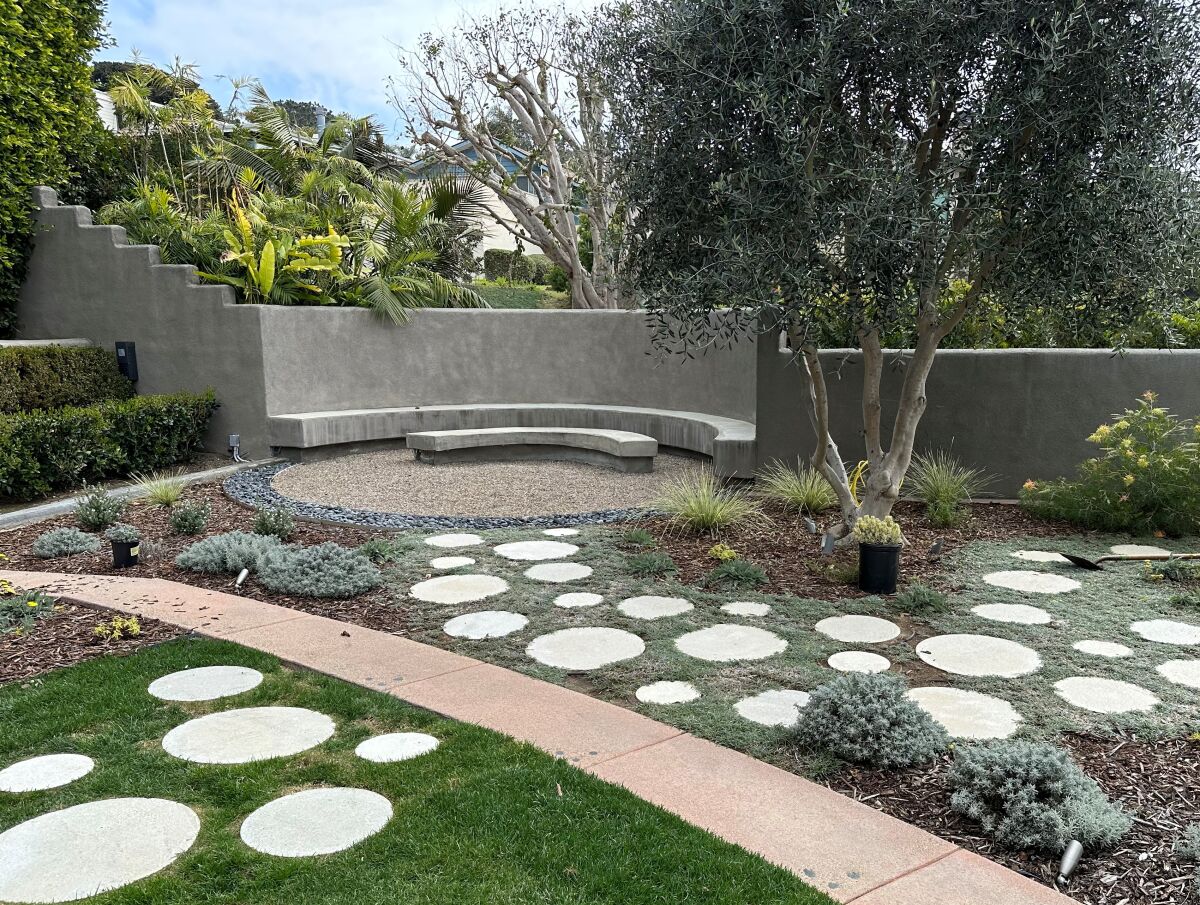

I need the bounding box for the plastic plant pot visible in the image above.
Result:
[111,539,140,569]
[858,542,901,594]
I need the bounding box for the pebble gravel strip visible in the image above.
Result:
[225,463,651,530]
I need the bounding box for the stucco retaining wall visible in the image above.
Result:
[756,337,1200,495]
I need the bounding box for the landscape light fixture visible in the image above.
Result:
[1057,840,1083,886]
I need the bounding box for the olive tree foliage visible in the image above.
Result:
[603,0,1200,528]
[395,7,627,309]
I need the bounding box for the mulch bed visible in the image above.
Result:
[645,499,1067,600]
[1,603,180,685]
[821,732,1200,905]
[3,480,1192,903]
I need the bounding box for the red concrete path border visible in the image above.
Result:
[2,570,1075,905]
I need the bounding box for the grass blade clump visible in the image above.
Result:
[756,459,837,514]
[656,471,762,534]
[625,550,677,578]
[703,559,767,589]
[795,673,947,769]
[906,450,992,527]
[131,470,186,508]
[892,583,951,614]
[949,740,1131,853]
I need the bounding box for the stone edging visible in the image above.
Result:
[223,462,652,530]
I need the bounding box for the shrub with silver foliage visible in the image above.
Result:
[949,740,1131,853]
[794,673,947,768]
[256,542,382,598]
[174,531,280,574]
[31,527,101,559]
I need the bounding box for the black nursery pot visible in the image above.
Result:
[111,539,140,569]
[858,542,901,594]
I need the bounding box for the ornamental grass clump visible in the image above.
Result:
[131,470,185,507]
[656,472,762,533]
[256,542,382,598]
[31,527,101,559]
[949,740,1131,853]
[905,450,992,527]
[175,531,281,574]
[794,673,948,769]
[756,459,838,514]
[74,485,125,530]
[625,550,677,578]
[1020,393,1200,536]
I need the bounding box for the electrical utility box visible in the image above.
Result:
[115,342,138,382]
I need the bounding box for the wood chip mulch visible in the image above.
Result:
[821,732,1200,905]
[1,603,180,685]
[646,499,1069,599]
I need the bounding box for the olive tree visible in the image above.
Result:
[604,0,1200,530]
[396,7,627,309]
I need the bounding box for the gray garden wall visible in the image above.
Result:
[756,338,1200,495]
[17,187,1200,489]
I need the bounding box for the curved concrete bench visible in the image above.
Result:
[408,427,658,472]
[267,403,756,478]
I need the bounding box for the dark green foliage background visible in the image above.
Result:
[0,0,106,336]
[0,345,133,413]
[0,390,217,500]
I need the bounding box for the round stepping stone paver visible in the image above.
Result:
[675,624,788,663]
[524,563,593,583]
[734,690,810,728]
[240,788,392,858]
[635,681,700,704]
[424,533,484,548]
[916,634,1042,678]
[443,610,528,639]
[1111,544,1170,557]
[828,651,891,674]
[430,556,475,570]
[982,570,1080,594]
[0,798,199,903]
[720,601,771,617]
[1054,677,1160,714]
[147,665,263,702]
[971,603,1053,626]
[554,592,603,608]
[814,615,901,644]
[543,527,580,537]
[1130,619,1200,646]
[1073,640,1133,658]
[0,753,94,793]
[410,574,509,605]
[1011,550,1069,563]
[162,706,335,764]
[356,732,439,762]
[493,540,579,561]
[907,687,1023,740]
[1157,660,1200,690]
[527,627,645,670]
[617,595,694,620]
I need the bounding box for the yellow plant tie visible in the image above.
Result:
[848,460,870,506]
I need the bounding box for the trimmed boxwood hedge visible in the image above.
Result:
[0,390,218,501]
[0,345,134,413]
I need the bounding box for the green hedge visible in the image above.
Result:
[0,345,134,413]
[0,0,106,336]
[0,390,218,501]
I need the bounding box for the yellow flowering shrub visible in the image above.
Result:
[1020,393,1200,535]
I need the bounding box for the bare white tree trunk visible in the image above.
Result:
[396,8,628,309]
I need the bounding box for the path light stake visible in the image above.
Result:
[803,516,818,535]
[1057,840,1083,885]
[235,569,249,590]
[820,533,836,556]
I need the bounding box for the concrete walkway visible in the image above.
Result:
[1,570,1075,905]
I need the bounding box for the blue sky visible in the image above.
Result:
[98,0,526,138]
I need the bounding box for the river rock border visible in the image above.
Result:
[225,463,651,530]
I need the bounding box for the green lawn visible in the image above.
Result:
[0,638,829,905]
[472,279,570,309]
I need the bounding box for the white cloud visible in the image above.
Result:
[103,0,526,134]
